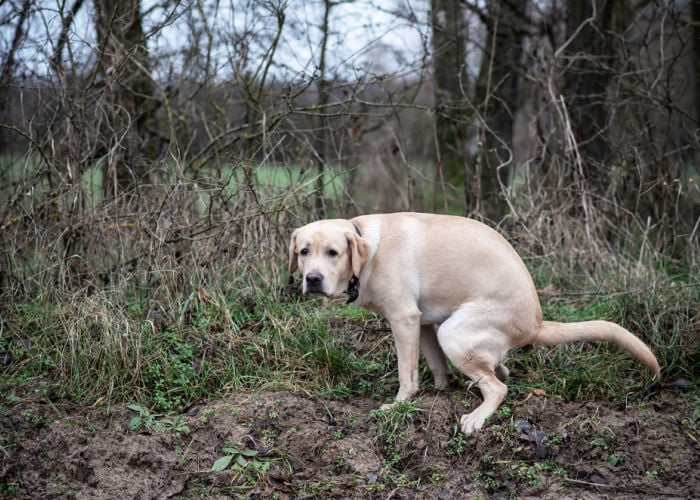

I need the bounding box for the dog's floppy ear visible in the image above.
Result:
[288,230,299,274]
[346,230,369,277]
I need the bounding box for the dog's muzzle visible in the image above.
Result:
[304,272,324,294]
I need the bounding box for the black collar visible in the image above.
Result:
[346,276,359,303]
[346,221,362,303]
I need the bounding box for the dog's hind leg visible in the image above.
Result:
[437,305,510,434]
[420,324,449,388]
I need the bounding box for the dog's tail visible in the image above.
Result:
[533,320,660,377]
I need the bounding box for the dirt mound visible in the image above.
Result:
[1,389,697,498]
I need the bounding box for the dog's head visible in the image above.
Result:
[288,219,369,297]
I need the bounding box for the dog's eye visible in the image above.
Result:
[300,248,309,256]
[327,249,338,257]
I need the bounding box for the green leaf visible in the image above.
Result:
[255,460,271,473]
[128,416,143,431]
[212,455,233,471]
[153,421,167,433]
[127,403,146,414]
[590,437,607,448]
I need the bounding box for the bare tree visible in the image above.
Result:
[430,0,472,210]
[313,0,334,217]
[0,0,32,114]
[472,0,527,220]
[93,0,160,196]
[562,0,630,170]
[694,0,700,129]
[557,0,696,239]
[0,0,697,301]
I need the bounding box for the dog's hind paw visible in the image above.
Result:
[460,412,487,435]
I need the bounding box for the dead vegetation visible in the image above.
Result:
[0,1,698,497]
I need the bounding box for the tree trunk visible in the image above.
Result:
[473,0,526,220]
[563,0,631,174]
[430,0,472,210]
[94,0,159,197]
[694,0,700,128]
[0,0,31,105]
[314,0,333,218]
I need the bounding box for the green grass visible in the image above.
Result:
[0,289,396,412]
[507,273,698,402]
[0,154,697,416]
[1,262,696,417]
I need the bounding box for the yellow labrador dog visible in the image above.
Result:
[288,212,660,434]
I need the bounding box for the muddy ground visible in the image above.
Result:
[1,386,698,499]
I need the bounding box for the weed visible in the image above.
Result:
[261,428,276,447]
[371,400,423,467]
[142,330,199,411]
[429,469,443,484]
[212,444,268,473]
[589,427,618,451]
[446,424,468,456]
[0,481,20,497]
[690,398,700,425]
[473,470,500,490]
[498,405,512,418]
[367,400,425,489]
[127,403,190,436]
[513,462,543,489]
[211,441,291,488]
[393,473,416,488]
[365,477,385,494]
[200,408,218,425]
[347,411,360,427]
[20,408,50,425]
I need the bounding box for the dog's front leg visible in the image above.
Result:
[381,311,421,410]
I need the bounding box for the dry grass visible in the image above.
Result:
[0,156,697,413]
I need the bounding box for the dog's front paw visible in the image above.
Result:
[379,402,397,411]
[459,412,487,435]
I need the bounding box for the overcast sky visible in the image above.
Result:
[4,0,432,81]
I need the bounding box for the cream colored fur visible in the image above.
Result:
[288,213,660,434]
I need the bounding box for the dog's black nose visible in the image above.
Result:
[305,272,323,291]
